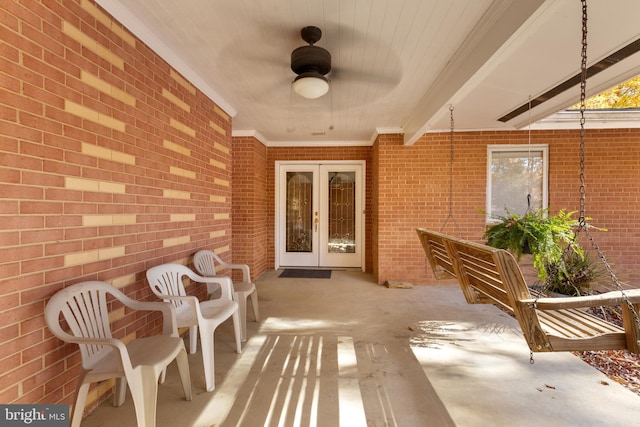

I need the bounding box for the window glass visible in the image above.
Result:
[486,144,548,221]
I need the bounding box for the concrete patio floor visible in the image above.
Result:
[81,269,640,426]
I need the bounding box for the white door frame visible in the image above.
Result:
[275,160,365,270]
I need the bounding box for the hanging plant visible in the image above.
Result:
[482,208,583,281]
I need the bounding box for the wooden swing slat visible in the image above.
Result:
[536,309,622,338]
[418,231,456,280]
[457,249,514,310]
[416,228,640,354]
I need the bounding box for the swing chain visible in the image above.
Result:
[440,105,462,236]
[548,0,590,295]
[448,105,455,216]
[578,0,588,227]
[527,299,538,364]
[575,0,640,331]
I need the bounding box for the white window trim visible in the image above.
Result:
[486,144,549,223]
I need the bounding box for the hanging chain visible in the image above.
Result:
[578,0,588,230]
[440,105,462,236]
[526,96,533,212]
[528,300,537,364]
[575,0,640,335]
[449,105,455,215]
[550,0,590,294]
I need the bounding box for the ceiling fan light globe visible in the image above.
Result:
[292,75,329,99]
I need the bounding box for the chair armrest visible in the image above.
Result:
[52,332,132,367]
[200,276,235,301]
[152,293,202,325]
[223,263,251,283]
[184,267,235,301]
[54,333,123,348]
[114,291,180,336]
[520,289,640,310]
[211,252,251,282]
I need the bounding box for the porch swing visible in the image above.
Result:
[418,0,640,355]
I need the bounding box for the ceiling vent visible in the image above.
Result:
[498,37,640,122]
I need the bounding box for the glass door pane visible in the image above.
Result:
[278,164,319,267]
[327,172,356,254]
[286,172,313,253]
[319,164,363,268]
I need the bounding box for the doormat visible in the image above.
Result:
[279,269,332,279]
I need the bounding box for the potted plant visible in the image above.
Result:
[482,208,582,282]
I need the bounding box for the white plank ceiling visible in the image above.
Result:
[97,0,640,145]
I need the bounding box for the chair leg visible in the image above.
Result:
[236,292,248,342]
[199,325,216,392]
[232,310,242,354]
[188,325,198,354]
[71,379,91,427]
[113,377,127,406]
[129,366,159,427]
[175,346,193,401]
[250,289,260,322]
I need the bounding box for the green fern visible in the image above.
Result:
[483,208,582,281]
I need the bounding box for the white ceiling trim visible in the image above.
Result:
[231,130,268,145]
[232,129,372,147]
[261,140,374,148]
[232,127,406,147]
[530,110,640,130]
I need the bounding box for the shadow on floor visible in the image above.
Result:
[80,270,640,426]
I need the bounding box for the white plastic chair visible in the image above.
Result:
[146,263,241,392]
[193,249,260,342]
[45,281,192,427]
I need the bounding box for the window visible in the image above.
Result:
[486,144,548,222]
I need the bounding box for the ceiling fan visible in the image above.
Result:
[290,26,331,99]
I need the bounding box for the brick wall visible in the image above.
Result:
[374,132,486,284]
[374,129,640,286]
[371,139,380,278]
[232,137,269,279]
[233,129,640,287]
[1,0,232,411]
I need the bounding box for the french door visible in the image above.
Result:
[276,161,365,269]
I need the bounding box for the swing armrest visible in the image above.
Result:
[520,289,640,310]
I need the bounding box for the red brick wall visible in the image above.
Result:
[233,129,640,287]
[0,0,232,410]
[232,137,269,279]
[375,129,640,286]
[374,132,487,284]
[371,140,380,277]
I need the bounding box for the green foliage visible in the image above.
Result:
[544,249,604,296]
[483,209,582,281]
[483,208,608,295]
[568,75,640,109]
